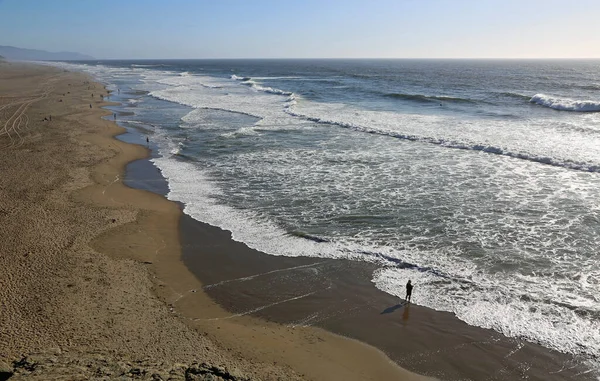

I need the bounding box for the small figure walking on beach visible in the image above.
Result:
[146,136,149,145]
[113,113,117,120]
[405,280,413,303]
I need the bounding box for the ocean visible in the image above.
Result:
[49,59,600,373]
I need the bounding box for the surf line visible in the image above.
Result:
[195,290,321,321]
[202,261,327,290]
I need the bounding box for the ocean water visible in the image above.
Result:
[49,59,600,374]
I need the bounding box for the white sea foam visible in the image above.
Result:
[220,126,260,138]
[530,94,600,112]
[239,79,294,96]
[373,266,600,360]
[170,141,184,155]
[150,156,344,259]
[149,73,301,129]
[285,99,600,171]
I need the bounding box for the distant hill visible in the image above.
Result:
[0,45,94,61]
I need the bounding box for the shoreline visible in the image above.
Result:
[111,72,595,380]
[1,61,593,381]
[0,61,427,380]
[108,79,431,381]
[177,214,594,381]
[0,62,269,378]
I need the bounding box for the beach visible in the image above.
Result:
[0,61,596,381]
[0,62,430,380]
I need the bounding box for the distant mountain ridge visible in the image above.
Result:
[0,45,94,61]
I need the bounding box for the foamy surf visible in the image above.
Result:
[530,94,600,112]
[373,266,600,361]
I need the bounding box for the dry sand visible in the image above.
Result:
[0,62,429,380]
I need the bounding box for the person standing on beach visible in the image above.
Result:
[405,280,413,303]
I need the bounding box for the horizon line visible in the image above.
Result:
[67,57,600,61]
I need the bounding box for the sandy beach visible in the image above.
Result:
[0,62,429,380]
[1,61,595,381]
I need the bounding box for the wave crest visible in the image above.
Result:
[530,94,600,112]
[231,74,251,81]
[384,93,478,104]
[231,74,295,97]
[495,92,531,101]
[285,107,600,173]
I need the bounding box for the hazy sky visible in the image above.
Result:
[1,0,599,59]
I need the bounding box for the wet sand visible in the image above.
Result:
[177,215,593,381]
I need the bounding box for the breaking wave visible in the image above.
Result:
[530,94,600,112]
[241,80,293,96]
[231,74,251,81]
[231,75,294,96]
[284,108,600,173]
[131,64,161,68]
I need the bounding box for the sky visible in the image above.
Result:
[0,0,599,59]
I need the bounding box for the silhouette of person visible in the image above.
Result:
[113,113,116,120]
[405,280,413,303]
[146,136,149,144]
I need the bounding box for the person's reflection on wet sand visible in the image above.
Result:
[402,303,410,324]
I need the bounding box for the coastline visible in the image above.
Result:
[111,78,597,379]
[0,61,594,381]
[0,62,426,380]
[0,62,272,379]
